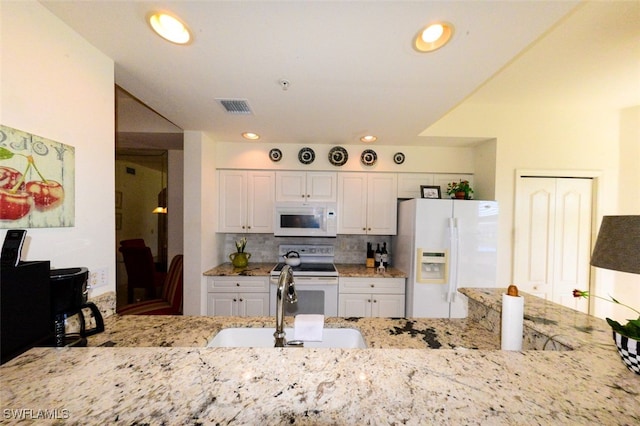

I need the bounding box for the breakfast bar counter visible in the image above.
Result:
[1,289,638,425]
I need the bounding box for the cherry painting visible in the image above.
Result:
[0,125,75,228]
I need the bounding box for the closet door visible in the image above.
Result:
[514,177,592,312]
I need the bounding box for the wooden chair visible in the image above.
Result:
[117,254,183,315]
[119,245,166,303]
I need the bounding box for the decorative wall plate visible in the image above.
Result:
[269,148,282,162]
[360,149,377,166]
[393,152,405,165]
[298,147,315,164]
[328,146,348,166]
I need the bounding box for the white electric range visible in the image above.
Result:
[269,244,338,316]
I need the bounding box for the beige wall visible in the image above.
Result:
[422,2,640,321]
[1,1,115,297]
[607,106,640,322]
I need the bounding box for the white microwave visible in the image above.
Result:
[274,202,337,237]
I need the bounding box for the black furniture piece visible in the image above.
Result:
[1,260,52,364]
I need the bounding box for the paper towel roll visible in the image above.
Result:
[501,293,524,351]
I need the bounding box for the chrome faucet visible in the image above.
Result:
[274,265,297,347]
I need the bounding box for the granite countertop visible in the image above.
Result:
[1,289,638,425]
[203,262,407,278]
[334,263,406,278]
[87,315,500,350]
[203,262,275,276]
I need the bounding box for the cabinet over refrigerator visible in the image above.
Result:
[393,199,499,318]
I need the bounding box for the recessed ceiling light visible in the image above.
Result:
[413,22,453,53]
[242,132,260,140]
[360,135,377,143]
[148,12,191,45]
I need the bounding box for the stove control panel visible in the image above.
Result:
[278,244,334,256]
[277,244,334,262]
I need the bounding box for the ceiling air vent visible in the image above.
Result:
[216,98,253,115]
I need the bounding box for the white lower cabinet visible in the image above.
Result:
[207,277,269,316]
[338,277,405,317]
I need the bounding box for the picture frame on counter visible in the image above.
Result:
[420,185,441,199]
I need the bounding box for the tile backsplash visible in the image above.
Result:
[223,234,392,266]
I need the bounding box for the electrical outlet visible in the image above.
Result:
[89,267,109,288]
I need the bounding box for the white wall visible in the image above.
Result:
[215,142,476,173]
[183,131,218,315]
[1,1,115,297]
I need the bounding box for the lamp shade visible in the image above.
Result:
[590,215,640,274]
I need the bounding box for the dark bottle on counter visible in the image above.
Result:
[366,243,375,268]
[381,242,388,267]
[374,243,381,267]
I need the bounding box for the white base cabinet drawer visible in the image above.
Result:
[207,292,269,316]
[338,293,404,317]
[206,276,270,316]
[338,277,405,317]
[339,277,404,293]
[207,276,269,292]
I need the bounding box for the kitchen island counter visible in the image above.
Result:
[1,289,638,425]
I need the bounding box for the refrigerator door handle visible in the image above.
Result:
[447,218,459,303]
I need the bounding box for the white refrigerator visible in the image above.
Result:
[393,198,499,318]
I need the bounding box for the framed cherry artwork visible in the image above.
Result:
[0,124,75,228]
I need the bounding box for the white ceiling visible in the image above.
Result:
[41,1,585,147]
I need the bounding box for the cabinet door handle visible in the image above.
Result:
[370,284,374,288]
[362,227,367,231]
[233,298,237,302]
[236,283,240,286]
[373,299,377,303]
[239,298,243,302]
[368,227,372,231]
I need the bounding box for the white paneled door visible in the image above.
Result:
[514,177,593,313]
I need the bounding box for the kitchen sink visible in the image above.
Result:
[207,327,367,348]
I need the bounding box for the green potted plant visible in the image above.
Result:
[573,289,640,374]
[446,180,474,200]
[229,237,251,268]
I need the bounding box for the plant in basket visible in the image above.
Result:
[585,215,640,374]
[573,290,640,374]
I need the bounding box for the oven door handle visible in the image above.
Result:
[290,276,338,284]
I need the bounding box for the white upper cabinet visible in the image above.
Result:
[397,173,435,199]
[219,170,275,233]
[337,173,397,235]
[275,171,337,203]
